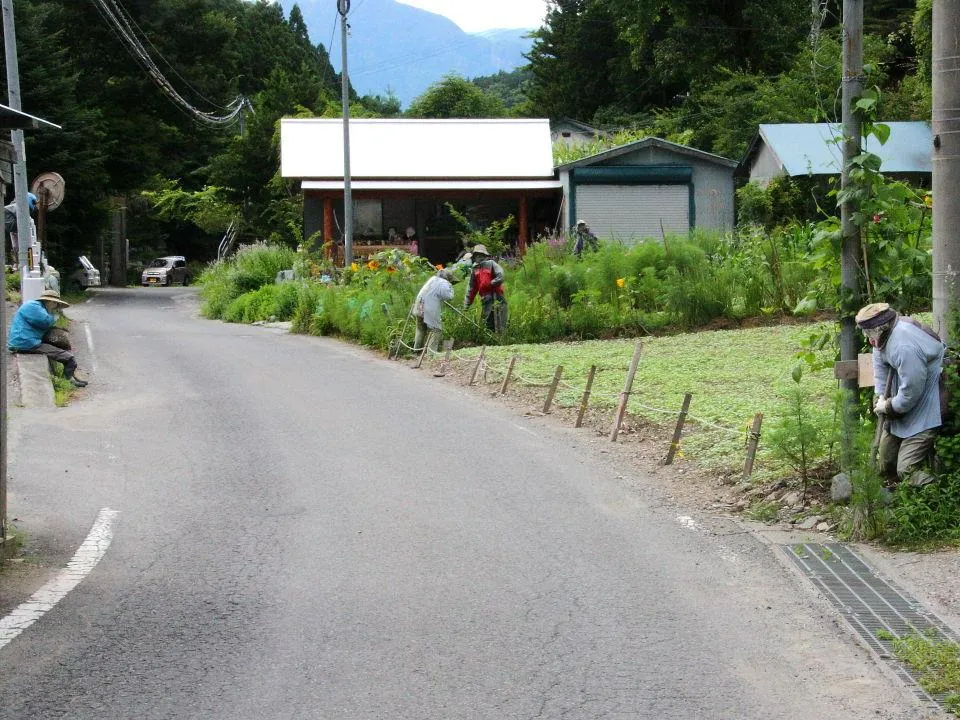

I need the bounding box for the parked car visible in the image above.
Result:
[141,255,189,286]
[72,255,101,288]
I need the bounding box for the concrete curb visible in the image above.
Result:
[13,354,55,408]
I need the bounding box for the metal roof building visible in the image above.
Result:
[555,137,738,243]
[741,121,932,184]
[280,118,562,261]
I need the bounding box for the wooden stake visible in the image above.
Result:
[742,413,764,480]
[433,339,454,377]
[610,341,643,442]
[499,355,518,395]
[575,365,597,428]
[542,365,564,414]
[662,392,692,465]
[468,347,486,386]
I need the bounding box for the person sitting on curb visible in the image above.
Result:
[856,302,944,487]
[8,289,89,387]
[411,268,457,354]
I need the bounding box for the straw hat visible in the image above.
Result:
[38,289,69,307]
[472,244,490,257]
[855,302,895,329]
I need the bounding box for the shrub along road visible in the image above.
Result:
[0,287,933,719]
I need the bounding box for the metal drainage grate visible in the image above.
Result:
[785,542,958,707]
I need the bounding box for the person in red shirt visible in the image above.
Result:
[463,244,507,333]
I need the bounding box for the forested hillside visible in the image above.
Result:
[0,0,934,273]
[2,0,360,270]
[519,0,930,158]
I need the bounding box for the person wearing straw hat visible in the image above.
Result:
[8,289,89,387]
[856,302,943,486]
[573,219,598,257]
[410,268,458,354]
[463,244,507,333]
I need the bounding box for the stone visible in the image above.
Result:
[831,473,853,503]
[816,522,835,532]
[797,515,824,531]
[781,491,802,507]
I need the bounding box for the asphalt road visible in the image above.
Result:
[0,288,933,719]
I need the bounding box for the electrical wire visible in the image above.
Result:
[88,0,248,127]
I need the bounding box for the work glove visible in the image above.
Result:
[873,394,885,411]
[874,397,893,416]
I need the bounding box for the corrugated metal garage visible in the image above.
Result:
[556,137,737,245]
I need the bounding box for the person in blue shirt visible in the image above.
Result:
[857,302,943,486]
[8,288,88,387]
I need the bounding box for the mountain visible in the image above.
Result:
[278,0,535,106]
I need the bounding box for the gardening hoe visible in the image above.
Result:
[871,373,895,468]
[444,300,485,331]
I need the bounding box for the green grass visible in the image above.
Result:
[453,321,837,476]
[878,629,960,714]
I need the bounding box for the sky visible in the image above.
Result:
[395,0,547,32]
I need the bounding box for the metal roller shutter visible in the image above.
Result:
[576,185,689,244]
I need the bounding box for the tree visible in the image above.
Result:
[405,75,506,118]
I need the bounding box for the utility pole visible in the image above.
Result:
[338,0,353,266]
[839,0,864,464]
[2,0,31,288]
[932,0,960,342]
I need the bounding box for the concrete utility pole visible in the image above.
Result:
[338,0,353,266]
[2,0,32,286]
[932,0,960,342]
[839,0,864,463]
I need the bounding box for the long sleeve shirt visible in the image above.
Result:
[411,276,454,330]
[8,299,55,351]
[872,319,945,438]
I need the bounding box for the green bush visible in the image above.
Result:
[198,243,297,319]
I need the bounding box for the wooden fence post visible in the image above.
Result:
[542,366,564,414]
[468,347,486,386]
[742,412,764,480]
[610,342,643,441]
[575,365,597,428]
[662,392,693,465]
[433,340,454,377]
[499,355,518,395]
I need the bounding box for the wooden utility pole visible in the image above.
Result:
[839,0,864,466]
[932,0,960,342]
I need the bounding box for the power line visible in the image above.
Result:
[88,0,248,127]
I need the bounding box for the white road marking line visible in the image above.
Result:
[0,508,119,651]
[83,324,97,372]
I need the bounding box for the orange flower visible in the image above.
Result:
[367,260,380,270]
[386,266,397,273]
[435,264,444,270]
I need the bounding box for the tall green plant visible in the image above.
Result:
[767,365,832,501]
